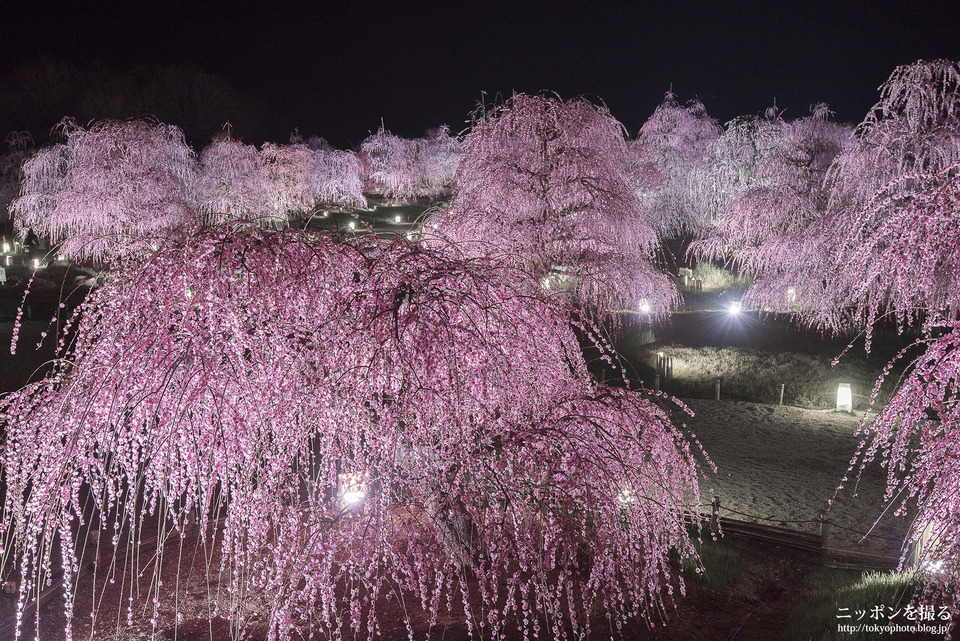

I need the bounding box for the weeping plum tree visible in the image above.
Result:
[257,142,363,223]
[195,133,267,225]
[311,145,367,212]
[428,93,676,316]
[197,134,367,227]
[421,125,463,196]
[835,162,960,611]
[359,126,461,202]
[10,119,197,262]
[686,113,784,231]
[632,92,722,238]
[760,60,960,614]
[690,105,852,329]
[0,227,706,640]
[829,59,960,217]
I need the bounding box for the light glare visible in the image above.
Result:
[342,491,366,505]
[836,383,853,412]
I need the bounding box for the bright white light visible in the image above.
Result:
[617,489,635,505]
[2,243,9,253]
[924,559,944,574]
[394,215,402,223]
[338,472,368,507]
[639,298,650,314]
[348,221,356,230]
[32,258,40,269]
[836,383,852,412]
[728,301,742,314]
[342,491,366,505]
[786,287,797,304]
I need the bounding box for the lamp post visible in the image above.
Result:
[836,383,853,413]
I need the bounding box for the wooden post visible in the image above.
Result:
[819,510,831,557]
[910,521,934,568]
[654,374,660,393]
[714,378,721,401]
[711,496,721,532]
[779,383,785,406]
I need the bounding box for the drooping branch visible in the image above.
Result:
[1,226,705,640]
[429,93,677,317]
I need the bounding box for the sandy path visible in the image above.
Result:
[678,398,911,555]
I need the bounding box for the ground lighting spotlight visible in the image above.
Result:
[728,301,742,314]
[338,472,368,506]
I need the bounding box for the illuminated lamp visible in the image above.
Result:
[836,383,852,412]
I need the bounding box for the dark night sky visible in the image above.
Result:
[2,0,959,148]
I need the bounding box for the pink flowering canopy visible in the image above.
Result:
[690,105,853,331]
[428,93,676,316]
[853,323,960,608]
[633,93,722,237]
[195,134,368,227]
[837,163,960,334]
[775,61,960,614]
[827,60,960,251]
[1,227,705,640]
[11,119,198,262]
[359,126,462,202]
[195,133,267,225]
[835,166,960,602]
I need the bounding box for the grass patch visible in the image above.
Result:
[681,538,743,590]
[614,321,913,409]
[788,567,920,640]
[628,343,882,408]
[692,261,752,292]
